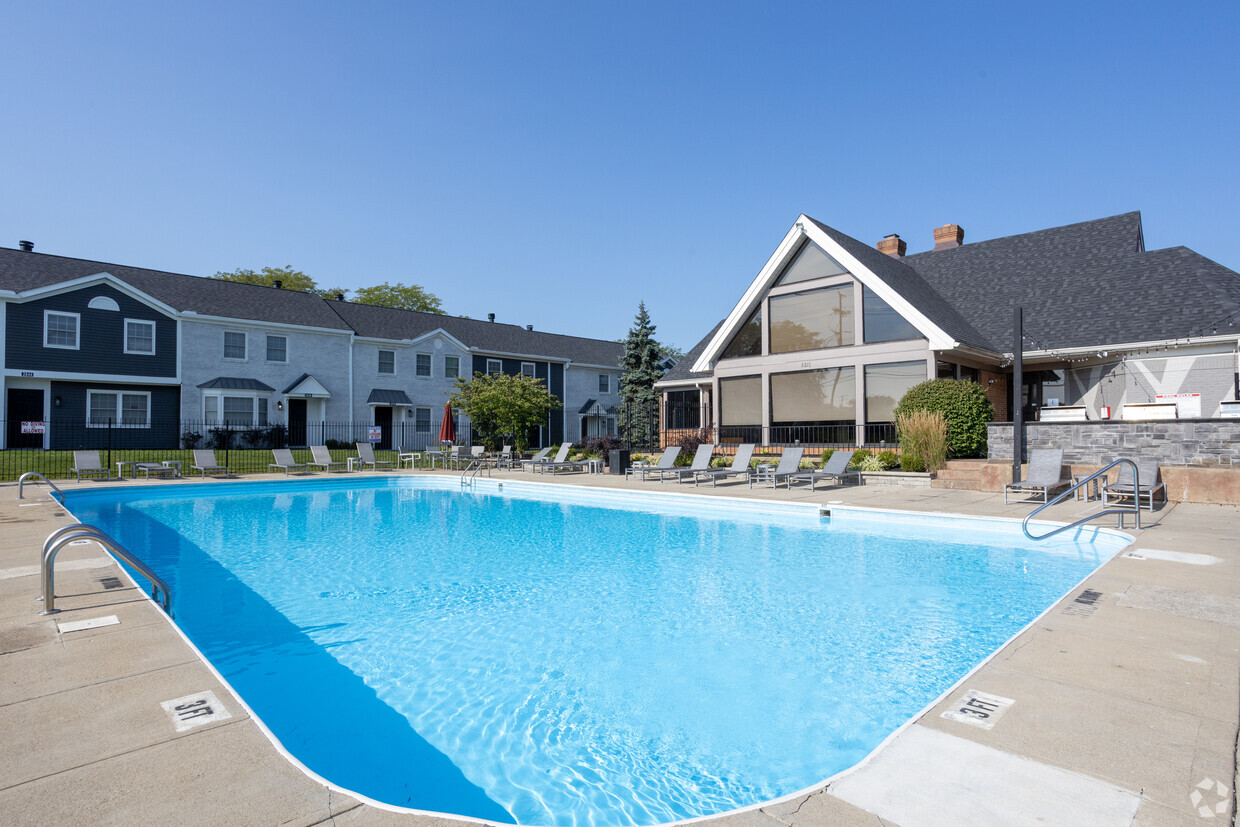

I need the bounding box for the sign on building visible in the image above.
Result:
[1155,393,1201,418]
[368,426,382,443]
[20,421,45,435]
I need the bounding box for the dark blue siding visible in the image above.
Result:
[6,284,176,377]
[48,381,180,450]
[471,355,565,442]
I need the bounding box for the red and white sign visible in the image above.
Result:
[368,426,382,443]
[20,421,45,435]
[1155,393,1201,419]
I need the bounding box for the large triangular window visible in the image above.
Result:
[774,240,849,286]
[721,306,762,359]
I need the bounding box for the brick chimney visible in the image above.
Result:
[933,224,964,250]
[877,234,906,258]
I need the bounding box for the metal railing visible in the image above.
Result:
[17,471,64,502]
[39,523,172,615]
[460,459,486,487]
[1022,459,1141,540]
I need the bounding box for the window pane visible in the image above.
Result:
[416,353,431,377]
[205,396,219,423]
[771,368,856,425]
[774,240,849,286]
[126,321,154,353]
[223,396,253,425]
[769,285,854,353]
[47,313,78,347]
[267,336,287,362]
[865,361,926,423]
[444,356,459,379]
[720,376,762,426]
[721,306,762,359]
[415,408,431,432]
[89,392,116,425]
[258,398,268,426]
[487,359,502,375]
[598,373,608,392]
[862,286,921,343]
[936,360,956,379]
[378,351,395,374]
[224,331,246,359]
[121,394,148,425]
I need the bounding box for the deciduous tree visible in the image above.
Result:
[449,372,560,452]
[351,281,443,313]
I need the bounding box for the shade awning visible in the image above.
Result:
[281,373,332,398]
[366,388,413,406]
[196,377,275,391]
[577,399,598,414]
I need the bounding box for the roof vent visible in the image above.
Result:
[18,240,33,252]
[488,313,496,323]
[526,324,533,331]
[933,224,964,250]
[877,234,906,258]
[273,280,282,289]
[335,293,345,301]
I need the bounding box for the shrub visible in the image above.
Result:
[896,409,948,472]
[325,438,352,450]
[876,449,899,470]
[710,456,731,468]
[180,429,202,449]
[847,448,872,469]
[858,453,887,472]
[819,448,836,467]
[893,378,993,458]
[207,427,235,450]
[672,432,711,466]
[900,452,927,472]
[582,435,623,461]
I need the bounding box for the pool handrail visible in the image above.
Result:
[39,523,172,616]
[17,471,65,503]
[460,459,486,487]
[1022,458,1141,540]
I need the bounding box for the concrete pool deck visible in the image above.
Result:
[0,468,1236,826]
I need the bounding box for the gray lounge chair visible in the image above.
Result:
[1004,448,1070,504]
[625,446,681,481]
[531,444,572,473]
[535,444,590,475]
[310,445,348,473]
[191,449,229,477]
[269,448,308,475]
[71,451,111,481]
[749,447,806,489]
[663,443,715,483]
[694,444,756,487]
[1102,457,1166,511]
[134,462,176,480]
[356,442,393,470]
[519,446,554,471]
[789,450,858,491]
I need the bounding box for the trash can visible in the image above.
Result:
[609,449,631,475]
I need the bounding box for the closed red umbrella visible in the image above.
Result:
[437,402,456,445]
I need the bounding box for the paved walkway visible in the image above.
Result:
[0,469,1236,826]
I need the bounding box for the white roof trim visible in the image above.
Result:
[691,216,958,372]
[408,328,469,351]
[11,272,179,317]
[283,375,332,398]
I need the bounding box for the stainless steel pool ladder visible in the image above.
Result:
[17,471,65,503]
[1022,458,1141,541]
[38,523,172,616]
[460,459,486,487]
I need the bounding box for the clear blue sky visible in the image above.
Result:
[3,1,1237,353]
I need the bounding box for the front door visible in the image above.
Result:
[288,399,307,446]
[7,389,45,449]
[375,406,393,450]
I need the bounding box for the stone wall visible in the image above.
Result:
[988,420,1240,467]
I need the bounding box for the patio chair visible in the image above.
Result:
[1004,448,1070,504]
[356,442,394,471]
[693,444,756,487]
[749,447,806,489]
[71,451,111,481]
[495,445,515,469]
[662,443,715,483]
[1101,457,1166,511]
[310,445,348,473]
[534,444,589,474]
[789,450,859,491]
[518,446,554,471]
[191,449,229,477]
[269,448,308,475]
[625,446,681,481]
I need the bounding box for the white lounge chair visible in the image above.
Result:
[693,444,756,487]
[310,445,348,473]
[1102,457,1166,511]
[270,448,308,475]
[71,451,111,481]
[519,446,553,471]
[789,450,858,491]
[191,449,229,477]
[625,447,681,481]
[355,442,393,470]
[1004,448,1070,504]
[749,447,806,489]
[663,443,715,483]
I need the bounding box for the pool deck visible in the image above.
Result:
[1,467,1236,826]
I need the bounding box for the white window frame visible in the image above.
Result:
[202,392,270,427]
[86,389,151,429]
[444,355,460,379]
[378,349,396,375]
[415,352,432,378]
[223,330,247,361]
[43,310,80,350]
[486,358,503,376]
[520,362,536,378]
[266,334,288,364]
[414,406,432,433]
[123,318,156,355]
[598,373,610,393]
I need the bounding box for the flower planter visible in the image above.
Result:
[857,470,935,488]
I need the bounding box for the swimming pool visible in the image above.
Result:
[64,477,1130,826]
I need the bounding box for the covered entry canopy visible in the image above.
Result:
[281,373,332,398]
[366,388,412,406]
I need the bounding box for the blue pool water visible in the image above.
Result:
[64,477,1129,826]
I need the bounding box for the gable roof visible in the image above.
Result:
[659,319,724,385]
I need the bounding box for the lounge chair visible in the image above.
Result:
[789,450,859,491]
[71,451,111,481]
[134,462,176,480]
[1004,448,1070,504]
[662,443,715,483]
[310,445,348,473]
[535,444,589,475]
[625,447,681,481]
[269,448,308,475]
[519,446,554,471]
[1102,457,1166,511]
[356,442,394,470]
[495,445,515,469]
[191,449,229,477]
[749,447,806,489]
[694,444,756,487]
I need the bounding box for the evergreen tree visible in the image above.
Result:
[619,302,665,449]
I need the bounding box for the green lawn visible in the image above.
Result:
[0,448,404,481]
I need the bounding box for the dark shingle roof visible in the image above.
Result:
[327,300,623,367]
[366,389,413,405]
[659,319,724,384]
[196,377,276,391]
